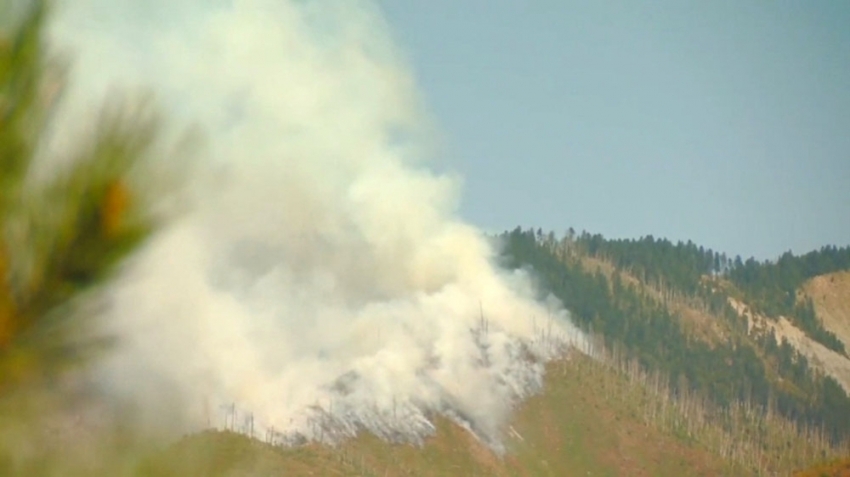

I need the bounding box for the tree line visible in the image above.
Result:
[555,228,848,354]
[499,227,850,442]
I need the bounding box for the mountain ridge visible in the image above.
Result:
[6,227,850,476]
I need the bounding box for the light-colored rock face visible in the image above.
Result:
[729,296,850,395]
[803,271,850,354]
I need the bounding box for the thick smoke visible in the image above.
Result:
[47,0,587,449]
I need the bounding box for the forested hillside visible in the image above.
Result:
[3,2,849,475]
[499,228,850,443]
[559,229,849,352]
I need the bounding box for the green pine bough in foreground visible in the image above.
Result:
[2,1,850,476]
[0,0,164,387]
[0,2,171,473]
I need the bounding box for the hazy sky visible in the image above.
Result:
[378,1,850,260]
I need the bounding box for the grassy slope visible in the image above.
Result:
[791,272,850,477]
[16,269,850,476]
[803,271,850,352]
[139,357,736,477]
[127,268,850,477]
[505,359,731,477]
[794,458,850,477]
[139,271,850,477]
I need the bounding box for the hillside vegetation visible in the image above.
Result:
[500,228,850,445]
[17,231,845,477]
[794,458,850,477]
[139,352,740,477]
[27,345,844,476]
[803,271,850,351]
[3,2,850,475]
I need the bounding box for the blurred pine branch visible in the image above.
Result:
[0,0,165,391]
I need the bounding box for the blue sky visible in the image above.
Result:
[378,1,850,260]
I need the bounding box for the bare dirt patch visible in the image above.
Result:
[802,271,850,353]
[729,298,850,394]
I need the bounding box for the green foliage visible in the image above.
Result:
[572,232,722,294]
[499,227,850,443]
[0,0,165,387]
[566,230,850,354]
[0,0,47,203]
[727,248,850,354]
[0,2,172,473]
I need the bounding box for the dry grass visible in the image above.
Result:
[730,297,850,394]
[129,343,850,477]
[794,457,850,477]
[802,271,850,353]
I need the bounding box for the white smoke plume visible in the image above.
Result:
[46,0,588,449]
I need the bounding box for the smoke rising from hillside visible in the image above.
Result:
[49,0,587,447]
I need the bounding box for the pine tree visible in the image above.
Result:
[0,0,165,392]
